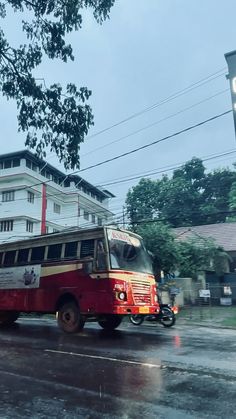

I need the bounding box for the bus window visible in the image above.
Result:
[18,248,29,263]
[80,240,94,258]
[107,229,153,273]
[64,241,78,258]
[0,252,3,266]
[47,243,62,260]
[31,246,45,262]
[96,240,107,270]
[4,250,16,265]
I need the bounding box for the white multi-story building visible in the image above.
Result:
[0,150,114,242]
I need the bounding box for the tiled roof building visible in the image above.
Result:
[173,222,236,252]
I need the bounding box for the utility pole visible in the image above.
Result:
[225,50,236,138]
[41,183,47,234]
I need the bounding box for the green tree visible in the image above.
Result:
[177,237,217,279]
[212,246,232,278]
[0,0,115,169]
[156,176,202,227]
[126,178,159,227]
[201,169,236,224]
[134,223,229,282]
[134,222,180,279]
[126,158,236,227]
[227,181,236,221]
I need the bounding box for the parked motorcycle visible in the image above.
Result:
[129,304,178,328]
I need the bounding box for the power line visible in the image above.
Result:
[72,109,232,174]
[2,206,236,242]
[97,149,236,187]
[82,89,228,158]
[6,75,229,200]
[111,209,236,228]
[25,70,228,174]
[1,110,232,209]
[0,208,125,232]
[86,68,227,140]
[1,145,234,230]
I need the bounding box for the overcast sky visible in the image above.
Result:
[1,0,236,221]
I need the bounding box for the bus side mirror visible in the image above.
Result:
[83,261,93,274]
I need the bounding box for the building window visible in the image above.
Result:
[26,159,31,169]
[97,217,103,226]
[27,191,35,204]
[0,159,19,169]
[0,220,14,231]
[92,214,96,224]
[4,160,11,169]
[64,179,70,187]
[26,220,34,233]
[78,206,81,217]
[53,228,59,233]
[52,175,59,184]
[53,203,61,214]
[26,159,38,172]
[84,211,89,220]
[13,158,20,167]
[46,226,49,234]
[2,190,15,202]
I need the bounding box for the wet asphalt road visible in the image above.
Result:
[0,318,236,419]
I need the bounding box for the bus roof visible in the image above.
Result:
[0,226,142,251]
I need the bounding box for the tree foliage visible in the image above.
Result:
[177,237,217,279]
[126,178,159,224]
[0,0,115,169]
[228,180,236,222]
[126,158,236,227]
[134,222,230,280]
[135,222,180,278]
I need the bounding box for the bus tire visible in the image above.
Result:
[98,315,122,331]
[0,311,20,327]
[56,302,85,333]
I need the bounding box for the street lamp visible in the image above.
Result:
[225,50,236,135]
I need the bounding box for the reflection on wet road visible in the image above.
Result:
[0,318,236,418]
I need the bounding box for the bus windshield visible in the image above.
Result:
[106,229,153,274]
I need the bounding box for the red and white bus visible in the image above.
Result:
[0,226,159,333]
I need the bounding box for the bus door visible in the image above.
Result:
[92,239,113,312]
[79,239,111,314]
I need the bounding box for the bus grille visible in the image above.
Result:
[130,278,151,305]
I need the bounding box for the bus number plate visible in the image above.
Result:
[139,307,149,314]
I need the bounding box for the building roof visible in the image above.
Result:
[173,222,236,252]
[0,150,115,199]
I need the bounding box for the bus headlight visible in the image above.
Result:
[118,291,126,301]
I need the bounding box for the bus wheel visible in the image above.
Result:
[98,315,122,331]
[0,311,19,327]
[57,302,85,333]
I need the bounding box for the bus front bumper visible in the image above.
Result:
[113,305,159,315]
